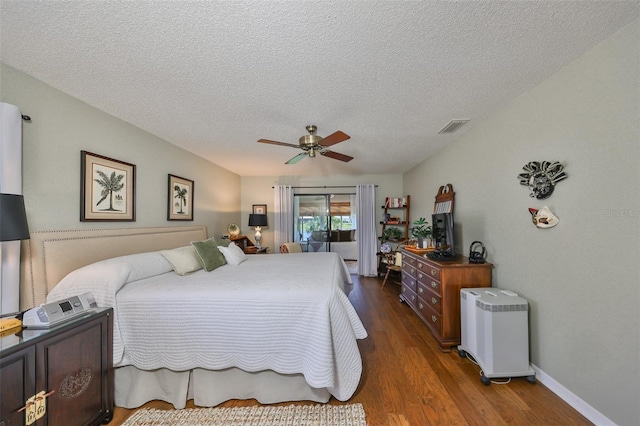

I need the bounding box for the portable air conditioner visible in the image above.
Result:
[458,288,536,385]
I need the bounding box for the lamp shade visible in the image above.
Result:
[0,193,30,241]
[248,214,268,227]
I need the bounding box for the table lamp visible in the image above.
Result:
[1,193,30,241]
[1,193,30,317]
[248,214,268,249]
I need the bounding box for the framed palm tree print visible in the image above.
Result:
[168,174,194,221]
[81,151,136,221]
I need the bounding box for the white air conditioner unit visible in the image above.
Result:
[459,288,536,385]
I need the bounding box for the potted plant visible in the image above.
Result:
[411,217,432,248]
[382,227,404,242]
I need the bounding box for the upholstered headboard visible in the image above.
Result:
[20,225,208,309]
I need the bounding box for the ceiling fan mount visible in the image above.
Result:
[258,125,353,165]
[299,125,322,150]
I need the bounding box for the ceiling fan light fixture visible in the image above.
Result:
[300,134,322,147]
[258,125,352,164]
[438,119,470,134]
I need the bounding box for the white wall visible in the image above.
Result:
[240,174,404,252]
[404,20,639,426]
[0,64,241,237]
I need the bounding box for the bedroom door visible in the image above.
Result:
[293,194,356,257]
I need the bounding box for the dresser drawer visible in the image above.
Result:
[416,299,441,334]
[417,283,442,314]
[402,263,416,278]
[417,271,441,296]
[402,273,417,293]
[403,254,417,268]
[416,260,441,281]
[401,285,418,309]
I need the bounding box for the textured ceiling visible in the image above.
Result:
[1,1,637,177]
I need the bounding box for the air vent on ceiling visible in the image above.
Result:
[438,119,470,134]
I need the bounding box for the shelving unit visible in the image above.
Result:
[381,195,410,242]
[378,195,410,276]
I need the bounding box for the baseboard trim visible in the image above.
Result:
[531,364,616,426]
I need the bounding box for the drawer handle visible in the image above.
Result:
[18,390,55,413]
[411,280,416,287]
[431,269,437,276]
[411,295,416,301]
[418,273,423,279]
[432,315,437,323]
[418,287,423,294]
[418,303,423,310]
[418,263,423,269]
[431,281,437,288]
[431,297,437,305]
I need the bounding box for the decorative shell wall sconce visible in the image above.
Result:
[518,161,568,199]
[528,206,559,229]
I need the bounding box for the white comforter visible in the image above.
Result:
[47,251,367,401]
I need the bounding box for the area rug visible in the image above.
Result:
[121,403,367,426]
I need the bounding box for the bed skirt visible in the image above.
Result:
[115,365,332,409]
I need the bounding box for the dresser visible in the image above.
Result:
[400,249,492,352]
[0,308,113,426]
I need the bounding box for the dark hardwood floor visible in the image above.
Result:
[108,274,592,425]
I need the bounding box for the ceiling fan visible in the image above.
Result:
[258,125,353,164]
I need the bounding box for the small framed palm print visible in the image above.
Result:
[168,174,194,221]
[81,151,136,221]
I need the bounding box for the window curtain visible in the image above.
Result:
[349,194,357,230]
[273,185,294,252]
[356,184,377,276]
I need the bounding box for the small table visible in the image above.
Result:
[1,308,114,425]
[245,247,268,254]
[230,235,257,254]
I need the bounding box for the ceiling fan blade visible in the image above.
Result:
[285,152,308,165]
[258,139,300,148]
[321,150,353,162]
[320,131,350,147]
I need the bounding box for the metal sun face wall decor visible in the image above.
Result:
[518,161,568,199]
[519,161,567,229]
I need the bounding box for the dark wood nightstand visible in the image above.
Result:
[0,307,114,426]
[230,235,257,253]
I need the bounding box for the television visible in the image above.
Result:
[428,212,455,260]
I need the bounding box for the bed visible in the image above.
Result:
[20,226,367,409]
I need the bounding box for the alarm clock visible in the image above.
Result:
[22,292,97,329]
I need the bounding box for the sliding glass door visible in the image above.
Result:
[293,193,357,259]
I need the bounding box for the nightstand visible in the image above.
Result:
[0,307,114,425]
[246,247,269,254]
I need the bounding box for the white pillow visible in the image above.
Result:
[218,242,247,266]
[161,246,203,275]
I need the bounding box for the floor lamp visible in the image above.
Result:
[0,193,30,315]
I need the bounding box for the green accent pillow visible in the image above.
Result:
[191,239,227,272]
[214,237,232,248]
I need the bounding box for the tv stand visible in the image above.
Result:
[400,249,492,352]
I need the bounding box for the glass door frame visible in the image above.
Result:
[293,192,355,253]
